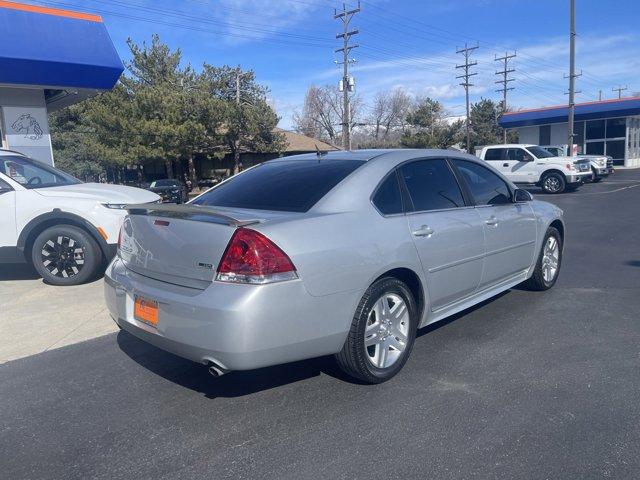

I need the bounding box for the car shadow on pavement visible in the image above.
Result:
[116,291,513,397]
[0,263,40,281]
[116,330,357,398]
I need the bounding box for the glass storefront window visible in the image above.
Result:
[586,120,605,139]
[586,141,604,155]
[606,118,626,138]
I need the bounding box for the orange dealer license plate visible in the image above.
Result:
[134,296,159,327]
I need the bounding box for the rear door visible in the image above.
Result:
[400,158,484,311]
[451,159,537,290]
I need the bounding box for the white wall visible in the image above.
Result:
[0,87,54,165]
[517,126,538,144]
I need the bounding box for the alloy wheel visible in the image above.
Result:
[364,293,410,369]
[541,236,560,283]
[40,235,86,279]
[544,176,561,193]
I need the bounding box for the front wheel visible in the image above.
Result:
[31,225,102,286]
[524,226,563,291]
[541,172,566,194]
[335,277,418,384]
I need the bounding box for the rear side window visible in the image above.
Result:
[484,148,504,161]
[372,172,403,215]
[401,159,465,212]
[192,159,364,212]
[452,160,512,206]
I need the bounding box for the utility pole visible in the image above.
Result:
[334,1,360,151]
[456,42,479,153]
[494,51,516,144]
[598,89,603,101]
[566,0,581,157]
[233,68,251,174]
[612,85,628,99]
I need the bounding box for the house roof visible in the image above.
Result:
[0,1,123,91]
[276,129,341,152]
[499,97,640,128]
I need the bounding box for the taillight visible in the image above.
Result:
[216,228,298,284]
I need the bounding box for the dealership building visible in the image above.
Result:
[499,97,640,167]
[0,1,123,165]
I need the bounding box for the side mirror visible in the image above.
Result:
[523,154,534,162]
[0,186,13,196]
[514,188,533,203]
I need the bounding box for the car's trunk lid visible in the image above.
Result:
[119,204,269,289]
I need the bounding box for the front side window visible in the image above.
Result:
[0,177,13,193]
[506,148,529,161]
[372,172,403,215]
[452,160,512,206]
[0,155,80,189]
[192,159,364,212]
[525,146,554,159]
[484,148,504,161]
[400,159,465,212]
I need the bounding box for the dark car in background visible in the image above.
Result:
[147,179,187,203]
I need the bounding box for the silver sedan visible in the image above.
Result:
[104,149,564,383]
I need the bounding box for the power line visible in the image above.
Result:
[334,1,361,151]
[456,43,479,154]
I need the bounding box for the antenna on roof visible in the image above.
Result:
[315,144,328,157]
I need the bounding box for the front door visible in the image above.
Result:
[506,148,537,184]
[0,177,18,259]
[400,159,484,311]
[451,159,537,289]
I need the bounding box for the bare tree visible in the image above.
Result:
[366,88,413,147]
[293,84,361,146]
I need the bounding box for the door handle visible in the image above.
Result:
[502,163,509,167]
[485,216,499,227]
[412,225,434,237]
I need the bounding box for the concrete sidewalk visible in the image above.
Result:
[0,264,117,364]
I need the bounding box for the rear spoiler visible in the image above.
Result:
[125,203,261,227]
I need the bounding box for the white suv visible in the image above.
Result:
[477,144,592,193]
[0,150,159,285]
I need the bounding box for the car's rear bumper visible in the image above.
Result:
[104,258,356,371]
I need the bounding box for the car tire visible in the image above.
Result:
[541,172,566,194]
[31,225,102,286]
[335,277,418,384]
[524,226,563,291]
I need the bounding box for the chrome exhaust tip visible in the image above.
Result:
[207,362,228,378]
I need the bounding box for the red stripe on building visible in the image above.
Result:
[0,1,102,23]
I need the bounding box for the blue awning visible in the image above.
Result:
[0,2,123,91]
[499,97,640,128]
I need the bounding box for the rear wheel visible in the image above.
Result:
[524,226,563,291]
[31,225,102,286]
[335,277,418,384]
[541,172,566,194]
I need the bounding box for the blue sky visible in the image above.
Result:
[27,0,640,128]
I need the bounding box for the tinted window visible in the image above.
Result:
[151,179,179,187]
[0,155,80,189]
[453,160,512,206]
[606,118,626,138]
[372,172,403,215]
[192,159,364,212]
[484,148,504,161]
[586,120,605,139]
[0,177,12,192]
[401,159,465,212]
[506,148,528,161]
[526,146,554,158]
[539,125,551,145]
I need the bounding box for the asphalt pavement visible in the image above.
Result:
[2,170,639,480]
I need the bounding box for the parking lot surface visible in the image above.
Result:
[1,170,639,479]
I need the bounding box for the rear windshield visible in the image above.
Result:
[192,159,364,212]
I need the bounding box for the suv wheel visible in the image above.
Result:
[541,172,566,194]
[31,225,102,286]
[335,277,418,384]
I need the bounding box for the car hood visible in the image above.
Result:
[34,183,161,203]
[552,156,590,165]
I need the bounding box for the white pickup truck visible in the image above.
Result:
[539,145,614,183]
[476,144,592,193]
